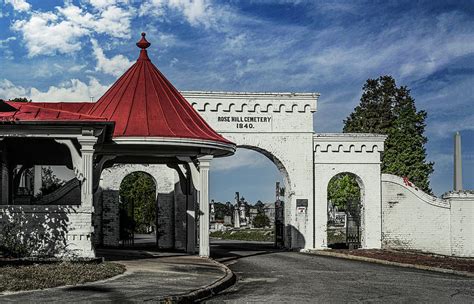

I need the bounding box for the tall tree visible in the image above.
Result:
[344,75,433,192]
[119,172,157,233]
[328,174,360,210]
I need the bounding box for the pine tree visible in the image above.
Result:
[344,75,434,193]
[343,76,396,134]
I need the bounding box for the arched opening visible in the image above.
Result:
[327,172,364,249]
[209,147,289,250]
[119,172,158,247]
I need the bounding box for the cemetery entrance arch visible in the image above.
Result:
[183,91,318,249]
[326,172,364,249]
[313,133,387,249]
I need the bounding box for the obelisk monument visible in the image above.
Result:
[454,131,463,191]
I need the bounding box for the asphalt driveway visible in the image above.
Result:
[208,240,474,303]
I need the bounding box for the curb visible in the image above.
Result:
[159,258,236,303]
[305,250,474,278]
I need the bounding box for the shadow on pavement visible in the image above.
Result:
[210,240,285,264]
[64,286,115,293]
[96,247,188,261]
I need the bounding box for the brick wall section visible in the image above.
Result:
[157,192,174,248]
[381,174,451,255]
[100,190,120,246]
[444,191,474,257]
[382,174,474,257]
[0,205,94,258]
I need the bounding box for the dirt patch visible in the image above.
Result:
[332,249,474,273]
[0,262,125,293]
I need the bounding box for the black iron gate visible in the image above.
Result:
[275,200,284,248]
[119,199,135,246]
[345,200,361,249]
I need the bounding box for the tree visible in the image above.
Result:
[40,167,65,195]
[213,202,232,220]
[9,97,31,102]
[328,174,360,210]
[255,200,265,213]
[119,172,157,234]
[253,213,270,228]
[344,75,434,192]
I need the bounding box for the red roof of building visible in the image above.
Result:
[2,33,232,145]
[1,102,107,122]
[32,102,93,114]
[86,33,231,143]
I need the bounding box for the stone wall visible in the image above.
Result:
[381,174,451,255]
[381,174,474,257]
[444,191,474,257]
[0,205,94,258]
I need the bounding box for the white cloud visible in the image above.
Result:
[91,39,133,76]
[58,4,133,39]
[12,11,89,57]
[0,79,28,99]
[139,0,216,28]
[11,3,134,57]
[5,0,31,12]
[212,149,269,172]
[30,77,110,101]
[88,0,129,9]
[0,78,110,102]
[0,36,16,48]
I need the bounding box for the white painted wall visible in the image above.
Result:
[381,174,451,255]
[382,174,474,257]
[313,133,387,250]
[184,91,318,249]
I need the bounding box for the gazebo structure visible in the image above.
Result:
[0,33,235,258]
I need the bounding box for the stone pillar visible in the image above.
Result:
[79,137,96,209]
[77,136,98,258]
[198,156,212,257]
[186,168,196,254]
[454,132,463,191]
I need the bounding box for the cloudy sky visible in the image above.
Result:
[0,0,473,203]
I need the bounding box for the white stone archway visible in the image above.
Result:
[183,91,318,249]
[97,164,180,248]
[313,133,387,249]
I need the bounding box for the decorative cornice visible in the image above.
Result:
[182,91,318,113]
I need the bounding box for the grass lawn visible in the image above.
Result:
[210,229,275,242]
[0,262,125,293]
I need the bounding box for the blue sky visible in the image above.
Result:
[0,0,473,203]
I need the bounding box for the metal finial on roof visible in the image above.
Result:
[136,32,151,49]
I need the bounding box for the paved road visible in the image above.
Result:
[207,240,474,303]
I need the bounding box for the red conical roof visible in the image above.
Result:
[87,33,231,144]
